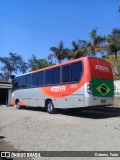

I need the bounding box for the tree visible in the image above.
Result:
[0,52,29,80]
[28,54,39,71]
[49,41,68,63]
[105,28,120,59]
[103,55,120,79]
[71,40,87,59]
[66,29,105,60]
[63,49,74,60]
[28,54,54,71]
[87,28,105,57]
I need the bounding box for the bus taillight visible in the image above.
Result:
[87,81,92,94]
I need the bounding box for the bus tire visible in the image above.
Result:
[46,101,56,114]
[15,100,21,109]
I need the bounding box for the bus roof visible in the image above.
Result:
[15,57,111,77]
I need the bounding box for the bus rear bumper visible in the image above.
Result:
[85,96,114,107]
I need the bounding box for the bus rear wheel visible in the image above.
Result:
[15,100,21,109]
[46,101,56,114]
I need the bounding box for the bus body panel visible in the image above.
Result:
[12,88,63,108]
[84,83,114,107]
[12,84,85,109]
[11,57,114,109]
[88,58,113,80]
[62,86,85,108]
[84,58,114,106]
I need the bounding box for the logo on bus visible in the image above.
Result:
[95,65,109,73]
[96,83,111,96]
[50,86,66,92]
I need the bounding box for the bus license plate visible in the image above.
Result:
[101,100,106,103]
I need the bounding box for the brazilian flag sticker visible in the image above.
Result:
[92,78,114,97]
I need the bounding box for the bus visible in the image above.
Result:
[12,57,114,113]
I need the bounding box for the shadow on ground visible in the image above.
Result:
[0,127,32,160]
[59,107,120,119]
[0,138,32,160]
[23,106,120,119]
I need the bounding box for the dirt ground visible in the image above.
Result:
[0,97,120,160]
[113,96,120,108]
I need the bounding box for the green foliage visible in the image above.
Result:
[48,28,119,65]
[87,28,106,57]
[0,52,29,80]
[103,55,120,80]
[48,28,106,63]
[105,28,120,59]
[71,40,88,58]
[28,54,54,71]
[49,41,69,63]
[1,27,120,80]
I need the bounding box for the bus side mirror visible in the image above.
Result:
[9,75,15,82]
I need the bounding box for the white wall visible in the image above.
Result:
[114,80,120,95]
[8,89,12,105]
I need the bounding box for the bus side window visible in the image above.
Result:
[31,73,38,87]
[26,74,32,87]
[45,69,52,85]
[17,78,21,88]
[71,61,83,82]
[62,65,71,83]
[52,67,60,84]
[19,76,26,88]
[13,79,19,89]
[38,71,44,86]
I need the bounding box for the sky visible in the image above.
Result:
[0,0,120,62]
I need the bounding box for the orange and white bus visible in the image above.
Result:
[12,57,114,113]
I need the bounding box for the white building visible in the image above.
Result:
[114,80,120,95]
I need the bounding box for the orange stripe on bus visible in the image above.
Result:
[12,99,16,106]
[39,58,91,98]
[20,101,28,106]
[12,99,28,106]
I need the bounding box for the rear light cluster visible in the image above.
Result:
[87,81,92,94]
